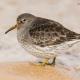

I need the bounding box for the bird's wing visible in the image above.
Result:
[29,17,79,47]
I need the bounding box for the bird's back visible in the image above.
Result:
[29,17,80,47]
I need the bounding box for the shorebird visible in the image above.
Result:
[5,13,80,66]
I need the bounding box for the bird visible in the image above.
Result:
[5,13,80,66]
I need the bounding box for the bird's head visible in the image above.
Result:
[5,13,35,34]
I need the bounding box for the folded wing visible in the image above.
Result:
[29,17,80,47]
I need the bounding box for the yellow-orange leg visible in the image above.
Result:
[39,56,56,66]
[31,56,56,66]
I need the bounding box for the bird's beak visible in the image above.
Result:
[5,24,17,34]
[5,20,22,34]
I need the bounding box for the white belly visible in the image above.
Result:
[20,39,80,59]
[21,43,56,59]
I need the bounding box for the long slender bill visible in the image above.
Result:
[5,24,17,34]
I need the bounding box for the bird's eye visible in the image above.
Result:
[22,19,26,22]
[20,19,26,24]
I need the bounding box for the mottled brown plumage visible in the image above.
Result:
[29,17,80,47]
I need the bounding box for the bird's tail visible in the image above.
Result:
[69,33,80,40]
[75,34,80,39]
[67,34,80,47]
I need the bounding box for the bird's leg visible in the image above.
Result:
[42,59,49,65]
[31,54,57,66]
[30,58,49,66]
[38,56,56,66]
[38,58,49,66]
[31,57,56,66]
[50,56,56,66]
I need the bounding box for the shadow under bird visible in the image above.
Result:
[5,13,80,66]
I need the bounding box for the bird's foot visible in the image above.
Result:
[38,56,56,66]
[38,59,49,66]
[30,59,50,66]
[50,56,56,66]
[30,56,56,66]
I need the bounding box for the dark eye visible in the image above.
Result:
[22,19,26,22]
[20,19,26,23]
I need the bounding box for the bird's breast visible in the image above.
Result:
[17,27,29,44]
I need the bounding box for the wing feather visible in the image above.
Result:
[29,17,79,47]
